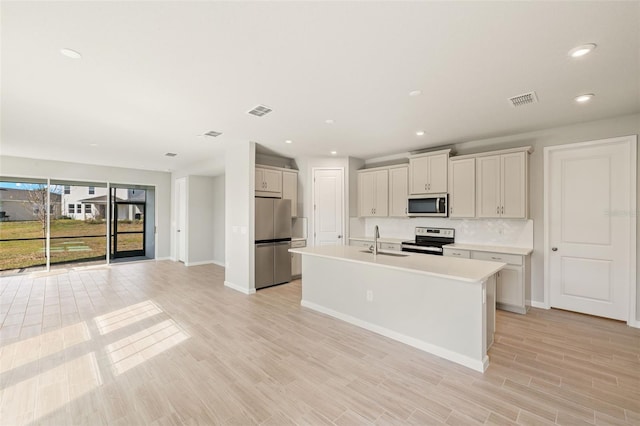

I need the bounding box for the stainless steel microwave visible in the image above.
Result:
[407,194,448,217]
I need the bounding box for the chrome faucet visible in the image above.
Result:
[373,225,380,255]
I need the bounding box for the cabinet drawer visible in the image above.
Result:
[472,251,522,265]
[379,242,401,251]
[350,240,373,248]
[443,248,470,259]
[291,240,306,248]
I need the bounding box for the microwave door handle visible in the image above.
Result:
[435,197,439,213]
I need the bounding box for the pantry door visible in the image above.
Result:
[313,168,344,246]
[545,136,636,322]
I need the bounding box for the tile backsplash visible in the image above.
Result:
[351,217,533,249]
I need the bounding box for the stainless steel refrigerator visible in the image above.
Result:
[255,198,292,289]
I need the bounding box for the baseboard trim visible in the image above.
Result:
[185,260,215,267]
[212,260,225,268]
[300,299,486,373]
[531,301,549,309]
[627,318,640,329]
[224,281,256,295]
[155,257,172,261]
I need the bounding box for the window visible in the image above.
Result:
[33,205,40,215]
[84,204,91,213]
[77,204,82,212]
[89,186,95,195]
[64,186,70,194]
[69,204,75,213]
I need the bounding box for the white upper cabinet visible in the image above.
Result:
[282,170,298,217]
[476,150,528,219]
[448,157,475,218]
[388,166,408,217]
[409,150,450,195]
[255,167,282,194]
[358,169,389,217]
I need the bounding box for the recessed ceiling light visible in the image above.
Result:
[409,90,422,97]
[325,119,335,124]
[89,143,98,147]
[330,151,337,155]
[574,93,594,103]
[285,140,292,144]
[568,43,597,58]
[416,130,425,136]
[60,48,82,59]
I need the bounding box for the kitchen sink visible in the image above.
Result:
[360,250,409,258]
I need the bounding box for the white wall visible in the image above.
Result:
[0,155,172,258]
[224,141,255,293]
[212,174,225,266]
[186,175,215,265]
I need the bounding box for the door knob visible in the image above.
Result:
[551,247,558,251]
[337,235,342,239]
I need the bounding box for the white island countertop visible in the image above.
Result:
[290,245,505,283]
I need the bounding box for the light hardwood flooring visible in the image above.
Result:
[1,261,639,425]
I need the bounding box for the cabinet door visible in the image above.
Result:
[448,158,475,218]
[476,155,501,218]
[262,169,282,193]
[501,152,527,219]
[373,170,389,216]
[427,154,448,193]
[358,172,375,217]
[388,166,408,217]
[255,168,265,190]
[291,252,302,277]
[282,171,298,217]
[496,266,523,307]
[409,156,429,194]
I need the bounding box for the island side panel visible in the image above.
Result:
[300,255,488,372]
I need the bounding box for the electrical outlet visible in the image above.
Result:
[366,289,373,302]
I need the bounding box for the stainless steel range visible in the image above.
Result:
[401,227,455,256]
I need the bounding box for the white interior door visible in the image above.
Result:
[176,177,187,262]
[313,169,344,246]
[547,138,635,321]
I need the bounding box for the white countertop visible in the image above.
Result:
[292,237,306,242]
[290,245,505,283]
[444,243,532,256]
[349,236,408,244]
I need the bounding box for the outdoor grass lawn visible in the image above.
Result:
[0,219,144,271]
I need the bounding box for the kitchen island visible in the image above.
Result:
[289,245,505,372]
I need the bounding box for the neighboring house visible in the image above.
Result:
[0,187,61,222]
[61,185,107,220]
[60,185,145,221]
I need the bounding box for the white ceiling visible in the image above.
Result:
[2,1,639,175]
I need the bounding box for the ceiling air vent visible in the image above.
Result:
[508,91,538,107]
[204,130,222,137]
[247,104,273,117]
[165,152,177,157]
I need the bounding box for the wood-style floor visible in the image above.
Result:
[1,261,638,425]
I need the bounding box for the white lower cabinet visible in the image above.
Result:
[444,248,530,314]
[291,239,306,278]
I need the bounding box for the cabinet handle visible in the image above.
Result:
[425,183,427,190]
[491,256,502,260]
[453,253,460,256]
[501,206,504,215]
[405,207,407,214]
[496,206,500,214]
